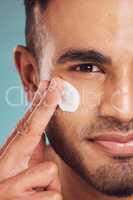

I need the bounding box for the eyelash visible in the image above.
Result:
[70,63,104,73]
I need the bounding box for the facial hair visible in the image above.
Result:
[46,113,133,198]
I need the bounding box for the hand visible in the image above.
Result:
[0,77,64,200]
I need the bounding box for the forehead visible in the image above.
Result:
[42,0,133,59]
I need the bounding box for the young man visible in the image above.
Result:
[0,0,133,199]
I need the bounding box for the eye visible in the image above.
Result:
[70,63,104,73]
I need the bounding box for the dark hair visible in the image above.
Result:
[24,0,49,59]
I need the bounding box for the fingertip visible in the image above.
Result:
[49,77,64,93]
[38,80,50,90]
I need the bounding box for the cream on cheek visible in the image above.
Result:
[40,62,80,112]
[39,41,80,112]
[59,80,80,112]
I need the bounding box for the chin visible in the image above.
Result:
[52,140,133,198]
[72,152,133,198]
[46,117,133,198]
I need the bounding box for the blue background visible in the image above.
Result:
[0,0,26,145]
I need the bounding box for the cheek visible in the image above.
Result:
[51,69,104,134]
[53,109,81,136]
[52,105,95,143]
[78,85,103,119]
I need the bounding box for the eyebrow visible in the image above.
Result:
[56,49,112,65]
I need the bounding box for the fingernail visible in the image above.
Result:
[43,78,64,107]
[48,77,64,93]
[48,78,57,92]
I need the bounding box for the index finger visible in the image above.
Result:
[0,77,64,176]
[0,80,49,156]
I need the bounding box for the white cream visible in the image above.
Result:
[59,80,80,112]
[39,39,55,80]
[37,38,80,112]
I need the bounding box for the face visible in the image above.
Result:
[16,0,133,198]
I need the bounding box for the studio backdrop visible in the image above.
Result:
[0,0,26,145]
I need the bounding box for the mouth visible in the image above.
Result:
[88,133,133,157]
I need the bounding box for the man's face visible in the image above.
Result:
[31,0,133,197]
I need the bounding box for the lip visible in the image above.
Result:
[89,133,133,156]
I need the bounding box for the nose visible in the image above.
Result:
[99,74,133,123]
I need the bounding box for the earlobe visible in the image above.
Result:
[14,45,40,102]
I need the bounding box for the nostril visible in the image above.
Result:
[99,100,133,125]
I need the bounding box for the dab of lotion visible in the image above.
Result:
[59,80,80,112]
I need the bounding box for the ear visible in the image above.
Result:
[14,45,40,102]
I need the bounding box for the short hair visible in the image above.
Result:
[24,0,49,61]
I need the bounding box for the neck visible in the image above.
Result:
[44,145,132,200]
